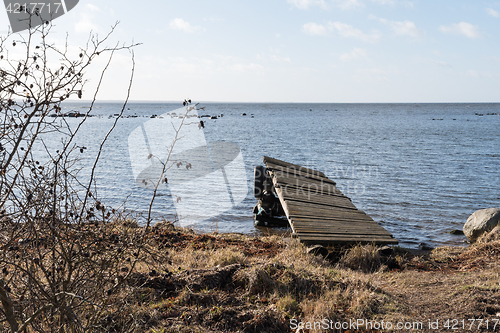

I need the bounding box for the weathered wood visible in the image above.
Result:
[263,157,397,246]
[264,156,326,177]
[288,210,373,221]
[291,220,391,229]
[293,227,393,236]
[286,201,360,215]
[281,193,358,210]
[271,172,337,189]
[296,232,396,240]
[291,222,392,233]
[295,234,398,245]
[295,233,395,240]
[276,185,344,202]
[267,165,336,185]
[291,220,392,232]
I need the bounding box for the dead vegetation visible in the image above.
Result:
[3,220,500,332]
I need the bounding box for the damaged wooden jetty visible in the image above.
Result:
[254,156,397,246]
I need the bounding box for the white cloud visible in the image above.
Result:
[328,21,381,42]
[370,0,414,6]
[339,48,367,61]
[74,4,102,34]
[203,16,224,23]
[257,53,292,63]
[432,60,452,67]
[439,22,482,39]
[354,68,388,81]
[303,21,381,42]
[370,0,395,4]
[288,0,363,10]
[377,18,421,37]
[487,8,500,18]
[353,67,398,81]
[86,4,100,11]
[229,63,264,73]
[270,55,292,63]
[75,14,99,33]
[303,22,329,35]
[334,0,364,10]
[287,0,326,10]
[169,18,202,33]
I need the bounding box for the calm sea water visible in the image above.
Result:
[46,102,500,248]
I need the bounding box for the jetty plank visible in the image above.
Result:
[263,156,397,246]
[264,156,326,177]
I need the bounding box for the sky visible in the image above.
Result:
[1,0,500,103]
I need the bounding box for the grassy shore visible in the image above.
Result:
[6,220,500,332]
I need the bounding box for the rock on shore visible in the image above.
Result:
[463,208,500,242]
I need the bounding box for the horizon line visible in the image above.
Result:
[64,100,500,104]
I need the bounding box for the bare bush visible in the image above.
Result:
[0,21,148,332]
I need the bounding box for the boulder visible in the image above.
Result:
[477,225,500,244]
[463,208,500,242]
[306,244,329,258]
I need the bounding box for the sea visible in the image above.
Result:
[38,102,500,249]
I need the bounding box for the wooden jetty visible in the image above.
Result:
[262,156,397,246]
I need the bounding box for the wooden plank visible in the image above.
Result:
[294,223,391,232]
[286,201,359,214]
[276,184,344,201]
[262,157,397,246]
[291,225,392,235]
[291,219,380,229]
[296,238,397,244]
[296,236,396,242]
[290,214,371,224]
[295,233,397,243]
[295,230,393,240]
[267,165,335,185]
[291,220,386,228]
[265,161,328,178]
[292,227,393,236]
[291,221,391,232]
[295,236,397,244]
[272,173,337,188]
[288,212,364,222]
[291,220,390,229]
[286,199,359,211]
[291,220,381,229]
[264,156,326,177]
[281,192,357,210]
[294,232,395,239]
[289,214,376,224]
[288,211,370,219]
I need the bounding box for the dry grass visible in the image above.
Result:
[337,243,382,273]
[169,246,249,270]
[3,221,500,332]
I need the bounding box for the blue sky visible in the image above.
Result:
[1,0,500,102]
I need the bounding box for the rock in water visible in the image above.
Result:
[463,208,500,242]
